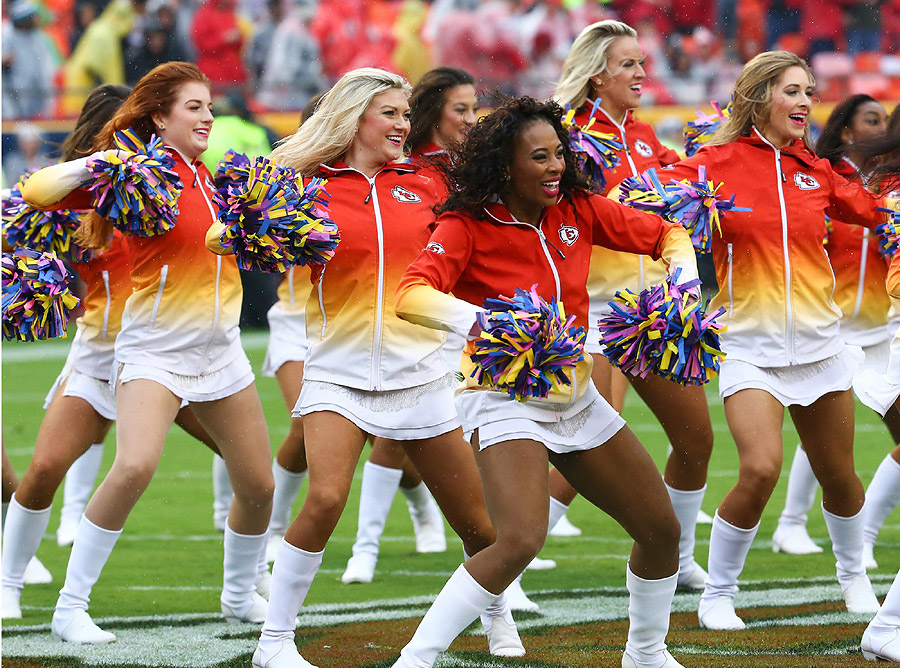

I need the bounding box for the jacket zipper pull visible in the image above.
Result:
[364,180,374,204]
[545,236,567,260]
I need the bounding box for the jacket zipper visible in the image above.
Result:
[100,270,111,338]
[770,143,795,362]
[726,243,734,317]
[149,264,169,327]
[317,269,327,338]
[369,176,386,389]
[852,232,868,319]
[287,266,296,310]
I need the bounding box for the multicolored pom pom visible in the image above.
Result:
[2,175,90,262]
[212,151,338,272]
[618,166,751,253]
[469,285,586,401]
[598,268,725,386]
[876,206,900,259]
[2,248,80,342]
[562,100,624,193]
[683,100,731,157]
[86,129,182,237]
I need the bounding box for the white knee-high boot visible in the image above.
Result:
[623,565,682,668]
[666,484,706,588]
[342,462,402,584]
[254,541,323,666]
[52,516,121,642]
[1,497,52,619]
[394,564,497,668]
[400,482,446,554]
[57,444,104,544]
[862,567,900,661]
[461,549,525,657]
[221,526,268,623]
[547,496,569,535]
[269,462,307,537]
[822,504,879,613]
[779,444,818,526]
[212,455,233,531]
[864,455,900,547]
[698,512,758,630]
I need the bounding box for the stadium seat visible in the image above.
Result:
[855,52,882,73]
[848,73,890,97]
[880,55,900,76]
[810,51,854,78]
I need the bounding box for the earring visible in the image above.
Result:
[159,123,165,130]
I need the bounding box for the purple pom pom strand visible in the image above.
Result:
[470,284,586,401]
[876,207,900,259]
[598,268,725,385]
[561,102,623,193]
[86,129,182,237]
[2,248,80,342]
[683,100,731,157]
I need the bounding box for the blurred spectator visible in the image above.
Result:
[845,0,885,54]
[2,0,59,119]
[309,0,395,81]
[886,0,900,52]
[125,16,191,84]
[256,1,325,110]
[191,0,248,93]
[672,0,714,32]
[800,0,844,59]
[392,0,432,85]
[247,0,282,83]
[156,3,194,61]
[62,0,133,115]
[201,90,272,170]
[3,123,50,185]
[766,0,800,50]
[69,1,98,52]
[122,0,151,83]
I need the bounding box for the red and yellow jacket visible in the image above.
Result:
[665,128,889,367]
[395,191,697,404]
[574,103,680,320]
[275,265,312,315]
[24,148,244,376]
[825,157,890,346]
[67,230,132,379]
[301,161,451,391]
[409,141,449,200]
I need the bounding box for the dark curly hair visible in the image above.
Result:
[438,96,590,219]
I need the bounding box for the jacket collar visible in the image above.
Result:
[743,127,819,167]
[412,141,447,159]
[583,99,633,131]
[319,160,418,177]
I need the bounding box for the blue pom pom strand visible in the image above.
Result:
[683,100,731,157]
[2,175,91,262]
[212,152,339,272]
[2,248,80,342]
[619,166,751,253]
[598,268,726,386]
[561,101,623,193]
[87,129,182,237]
[876,206,900,259]
[469,284,586,401]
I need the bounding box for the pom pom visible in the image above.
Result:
[876,207,900,259]
[469,284,586,401]
[2,248,80,342]
[598,268,725,386]
[683,100,731,157]
[212,152,338,272]
[618,166,751,253]
[86,129,182,237]
[561,101,623,193]
[2,174,90,262]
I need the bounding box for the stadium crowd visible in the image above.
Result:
[3,0,900,122]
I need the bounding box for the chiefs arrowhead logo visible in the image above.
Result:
[558,225,579,246]
[425,241,445,254]
[794,172,820,190]
[391,186,421,203]
[633,140,654,157]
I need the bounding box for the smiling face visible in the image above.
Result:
[759,66,814,148]
[842,100,888,147]
[433,83,478,148]
[153,81,213,161]
[346,88,410,174]
[502,119,565,225]
[594,36,645,120]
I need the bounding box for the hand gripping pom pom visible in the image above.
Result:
[86,129,182,237]
[876,207,900,259]
[2,175,90,262]
[469,285,586,401]
[2,248,80,342]
[562,100,623,193]
[618,166,751,253]
[683,100,731,157]
[212,152,338,272]
[598,268,726,386]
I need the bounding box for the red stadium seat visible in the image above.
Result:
[848,73,890,97]
[855,52,883,74]
[810,51,854,78]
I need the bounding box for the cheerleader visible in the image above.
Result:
[658,51,894,630]
[393,96,699,668]
[249,68,524,668]
[1,83,222,622]
[549,19,714,592]
[772,95,891,558]
[340,66,479,585]
[22,62,275,642]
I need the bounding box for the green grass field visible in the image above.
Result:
[2,331,899,667]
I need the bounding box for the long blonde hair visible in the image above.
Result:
[709,50,815,148]
[270,68,412,176]
[553,20,637,111]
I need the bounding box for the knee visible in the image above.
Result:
[21,457,67,495]
[494,529,546,570]
[303,485,349,524]
[632,508,680,554]
[233,475,274,510]
[109,459,157,493]
[739,459,781,496]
